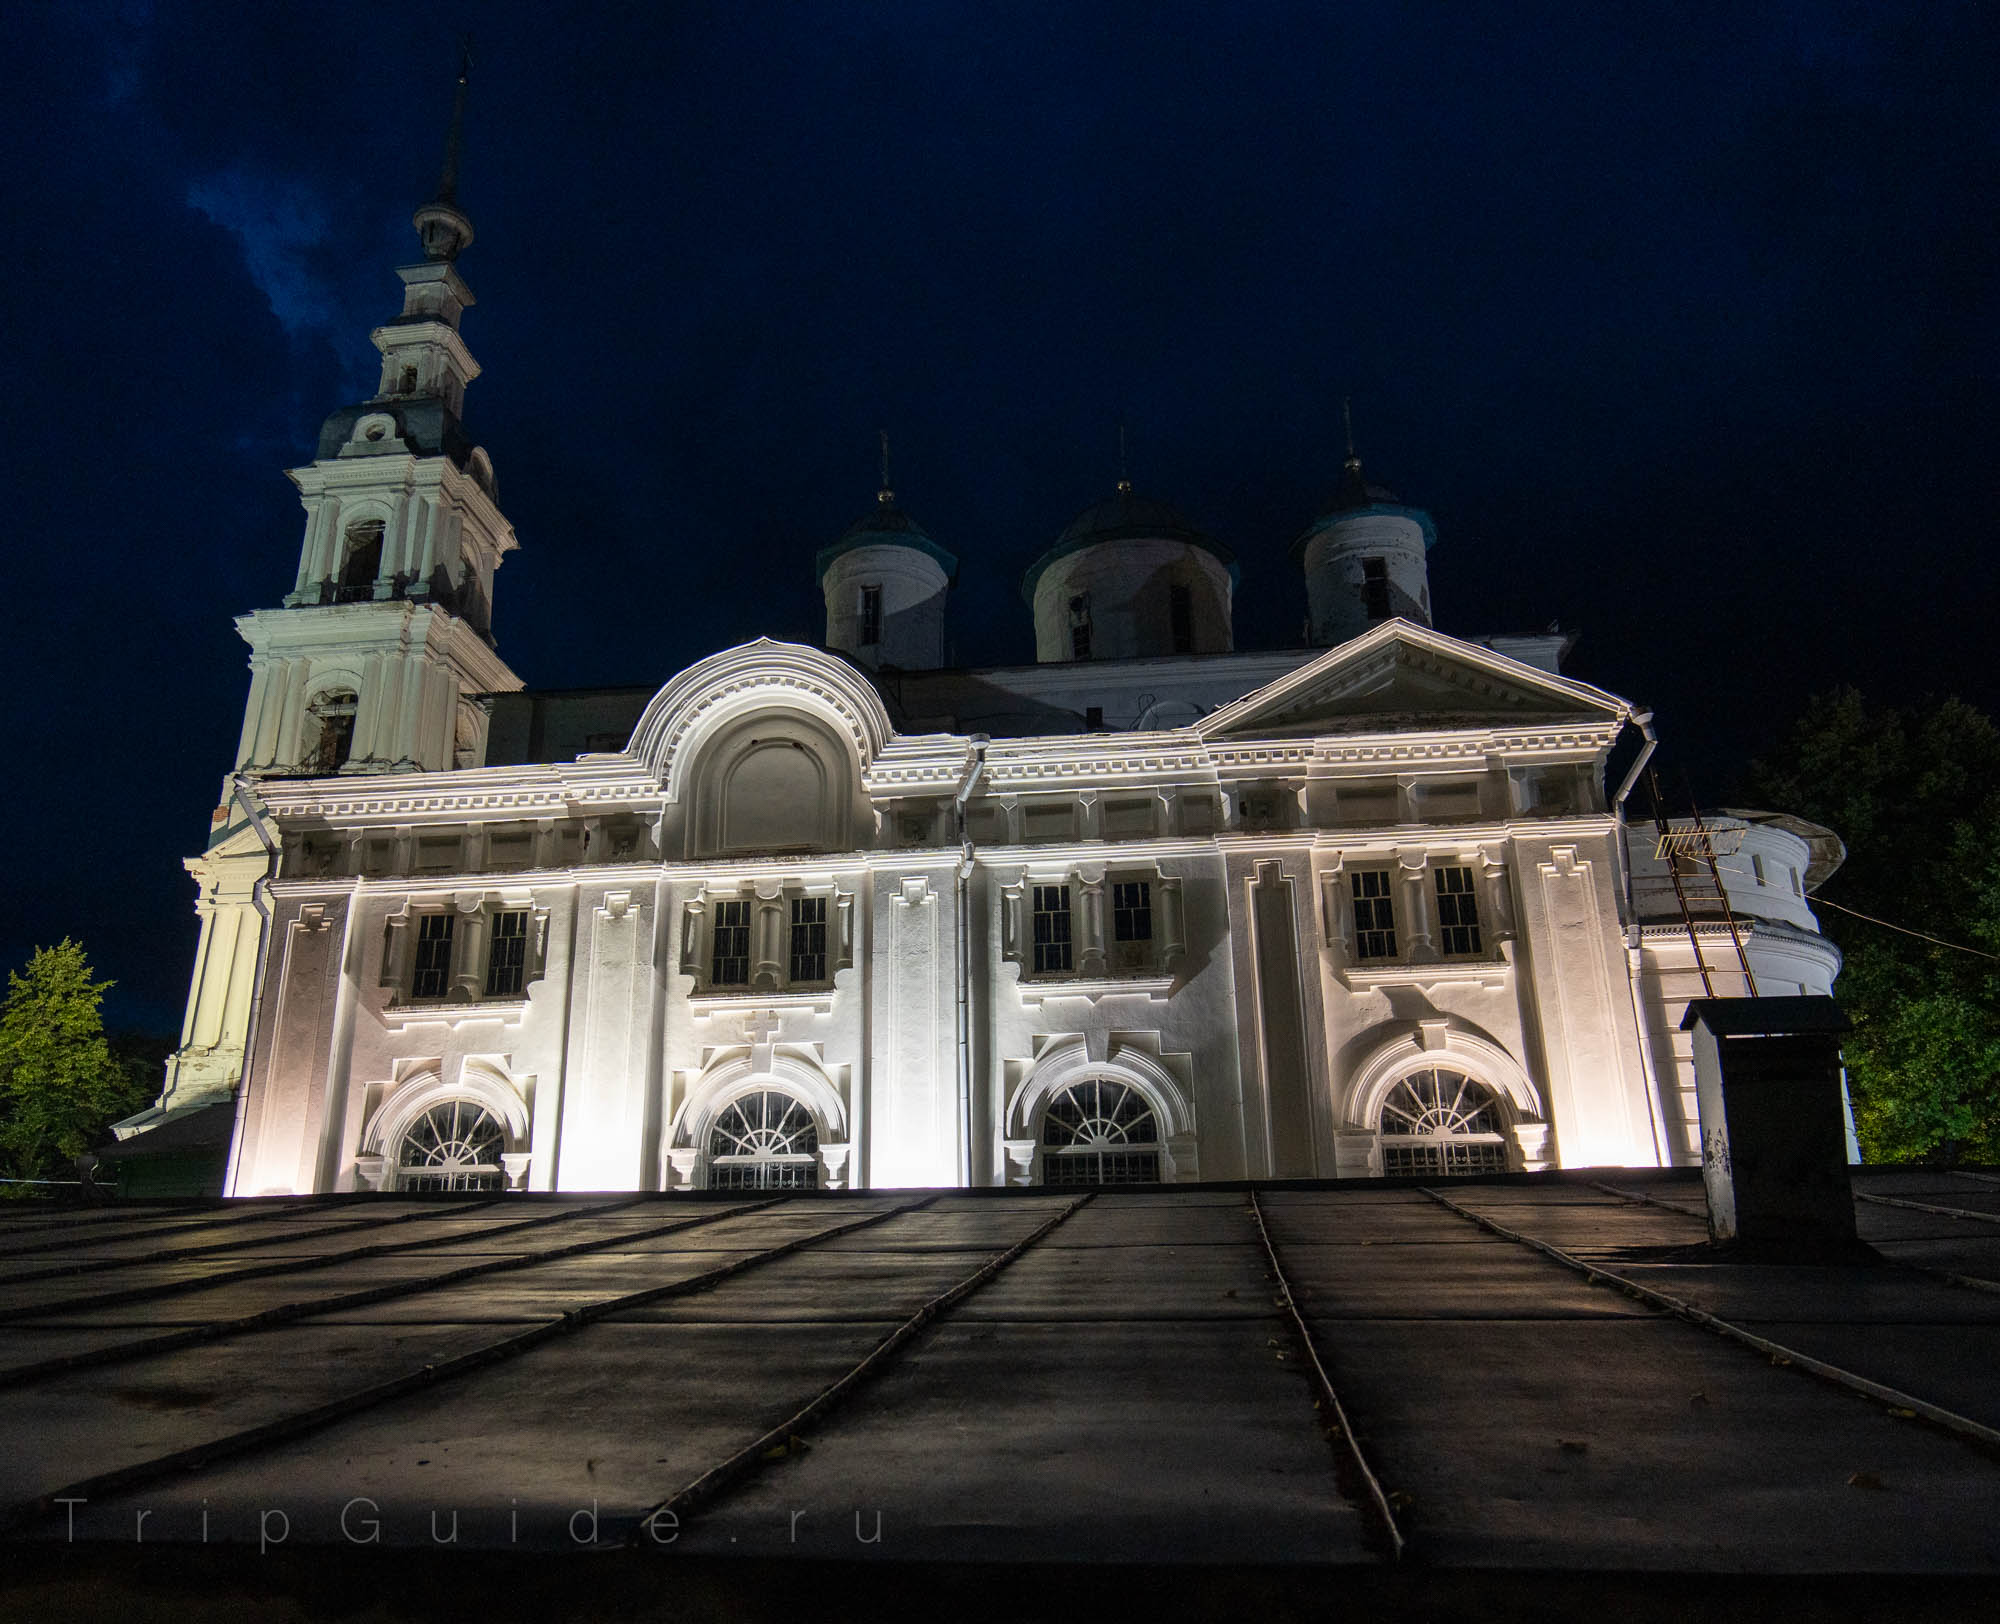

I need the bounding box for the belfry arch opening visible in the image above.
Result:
[338,521,383,600]
[304,688,358,774]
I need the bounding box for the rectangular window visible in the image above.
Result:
[1433,866,1482,956]
[789,896,828,983]
[1351,870,1398,960]
[484,910,529,996]
[1170,582,1194,652]
[1113,881,1152,943]
[1032,884,1073,974]
[1069,593,1092,660]
[710,899,751,985]
[858,584,883,645]
[411,913,456,999]
[1362,557,1391,620]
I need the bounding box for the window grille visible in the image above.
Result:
[707,1091,820,1189]
[1112,881,1152,943]
[1169,582,1194,652]
[397,1099,505,1191]
[1433,866,1482,956]
[789,896,828,983]
[710,899,751,985]
[1041,1078,1162,1186]
[859,584,883,645]
[485,910,529,996]
[411,914,456,999]
[1361,556,1390,619]
[1377,1067,1509,1178]
[1351,870,1398,960]
[1032,884,1073,974]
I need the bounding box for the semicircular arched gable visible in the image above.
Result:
[626,639,895,800]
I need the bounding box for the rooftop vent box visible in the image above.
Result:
[1682,996,1856,1254]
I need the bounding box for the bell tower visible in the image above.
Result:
[239,53,521,778]
[127,56,524,1134]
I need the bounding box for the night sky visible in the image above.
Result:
[6,1,1995,1036]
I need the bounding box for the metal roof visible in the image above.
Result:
[2,1169,1997,1592]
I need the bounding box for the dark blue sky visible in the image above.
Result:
[5,1,1995,1035]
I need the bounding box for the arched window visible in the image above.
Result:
[706,1091,821,1189]
[305,689,358,774]
[1378,1067,1510,1177]
[1041,1077,1162,1186]
[396,1098,506,1191]
[339,521,384,601]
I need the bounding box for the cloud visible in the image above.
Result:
[186,163,335,339]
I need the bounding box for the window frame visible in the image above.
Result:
[709,898,752,987]
[1032,883,1074,975]
[484,908,531,996]
[1432,864,1483,957]
[1350,869,1399,961]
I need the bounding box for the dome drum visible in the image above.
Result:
[822,543,952,671]
[1299,508,1433,646]
[1024,491,1238,663]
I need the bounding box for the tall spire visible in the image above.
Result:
[1117,423,1132,495]
[1342,397,1360,472]
[413,39,476,263]
[878,428,894,506]
[436,35,472,205]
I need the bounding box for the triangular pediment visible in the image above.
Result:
[1197,620,1629,739]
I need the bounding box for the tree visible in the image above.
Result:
[0,940,148,1181]
[1742,690,2000,1163]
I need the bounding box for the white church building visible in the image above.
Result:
[126,147,1843,1197]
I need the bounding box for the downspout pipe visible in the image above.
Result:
[952,736,989,1188]
[1611,709,1669,1166]
[221,775,281,1198]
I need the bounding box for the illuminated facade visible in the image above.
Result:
[124,162,1842,1196]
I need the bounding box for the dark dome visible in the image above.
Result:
[815,496,958,585]
[1022,488,1238,602]
[840,502,932,543]
[1317,459,1402,517]
[1289,457,1436,562]
[1054,490,1215,550]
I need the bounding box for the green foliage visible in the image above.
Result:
[1744,691,2000,1163]
[0,940,150,1181]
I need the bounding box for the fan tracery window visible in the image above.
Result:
[396,1099,506,1191]
[1378,1067,1510,1176]
[707,1091,821,1190]
[1040,1077,1162,1186]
